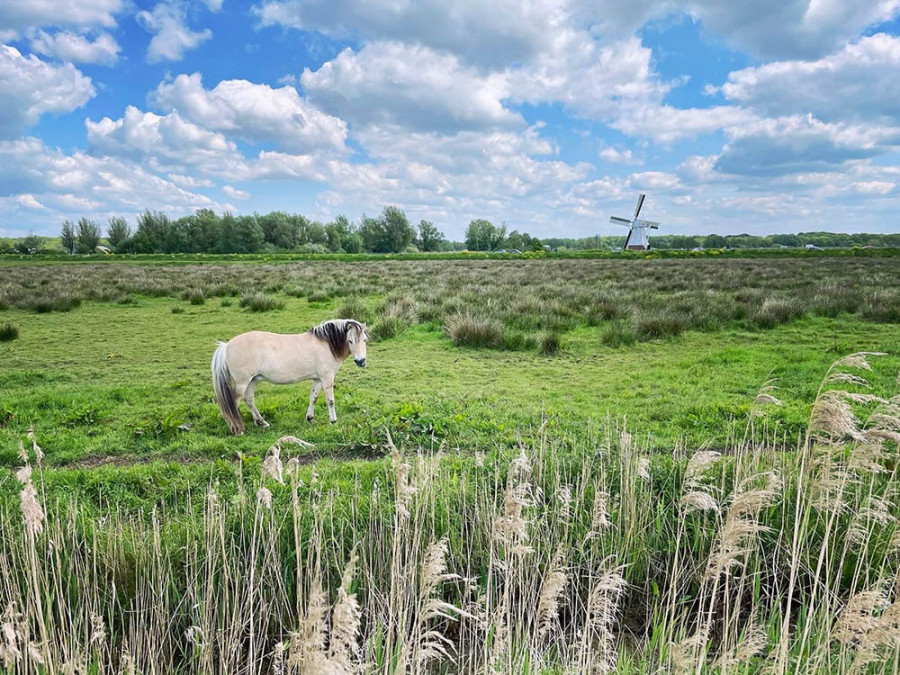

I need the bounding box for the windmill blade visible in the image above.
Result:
[623,227,633,250]
[643,221,659,229]
[633,193,646,220]
[609,216,632,225]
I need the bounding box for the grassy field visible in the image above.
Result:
[1,255,899,672]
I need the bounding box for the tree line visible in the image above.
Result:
[2,206,898,254]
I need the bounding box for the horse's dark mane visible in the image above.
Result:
[309,319,363,360]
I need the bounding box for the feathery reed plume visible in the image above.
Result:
[412,538,471,669]
[536,546,568,636]
[752,379,782,415]
[16,465,44,535]
[810,391,866,442]
[328,552,362,671]
[832,352,886,372]
[681,490,720,514]
[684,450,722,485]
[261,444,285,485]
[256,486,273,509]
[1,604,22,669]
[581,564,628,674]
[589,489,612,534]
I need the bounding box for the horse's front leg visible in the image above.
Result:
[323,378,337,424]
[306,380,321,422]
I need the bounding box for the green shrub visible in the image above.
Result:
[239,293,285,312]
[220,297,233,307]
[500,331,538,351]
[444,313,503,348]
[0,323,19,341]
[171,306,185,314]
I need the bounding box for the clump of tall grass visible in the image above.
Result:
[538,330,562,355]
[633,310,686,340]
[860,290,900,323]
[444,312,503,347]
[750,296,803,328]
[600,320,636,347]
[335,296,373,325]
[239,292,285,312]
[182,289,205,305]
[0,322,19,341]
[23,292,81,313]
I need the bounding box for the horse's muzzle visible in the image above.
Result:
[355,358,366,368]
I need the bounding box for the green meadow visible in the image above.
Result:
[1,254,899,672]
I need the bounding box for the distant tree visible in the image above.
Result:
[76,218,101,252]
[190,209,221,252]
[259,211,301,249]
[504,230,524,251]
[416,220,444,252]
[132,210,172,253]
[60,220,76,254]
[359,207,414,253]
[703,234,727,249]
[106,216,130,251]
[165,217,192,253]
[307,222,328,246]
[465,219,506,251]
[325,214,361,253]
[381,207,414,253]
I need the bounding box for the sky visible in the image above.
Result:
[1,0,899,240]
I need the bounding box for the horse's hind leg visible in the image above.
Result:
[243,378,269,428]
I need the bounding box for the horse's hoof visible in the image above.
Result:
[306,415,315,423]
[232,429,244,436]
[330,419,337,425]
[255,420,270,428]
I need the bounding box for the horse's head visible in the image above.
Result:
[347,321,369,367]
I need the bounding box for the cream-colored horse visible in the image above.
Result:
[212,319,368,435]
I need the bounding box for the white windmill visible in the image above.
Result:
[609,194,659,251]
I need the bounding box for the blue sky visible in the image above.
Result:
[1,0,899,240]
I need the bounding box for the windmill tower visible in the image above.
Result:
[610,194,659,251]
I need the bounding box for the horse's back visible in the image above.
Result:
[225,330,327,383]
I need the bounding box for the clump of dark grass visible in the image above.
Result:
[117,295,136,305]
[220,297,233,307]
[183,290,205,305]
[283,285,308,298]
[444,312,503,348]
[239,293,285,312]
[0,322,19,341]
[171,306,185,314]
[538,331,562,355]
[601,321,637,348]
[633,311,686,340]
[750,297,803,328]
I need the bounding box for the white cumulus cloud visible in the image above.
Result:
[136,2,212,63]
[0,45,95,138]
[31,30,120,65]
[301,42,522,133]
[153,72,349,152]
[0,0,122,35]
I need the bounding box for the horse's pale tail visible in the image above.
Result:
[212,341,242,434]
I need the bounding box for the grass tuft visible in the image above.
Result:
[239,293,285,312]
[444,312,503,348]
[0,322,19,341]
